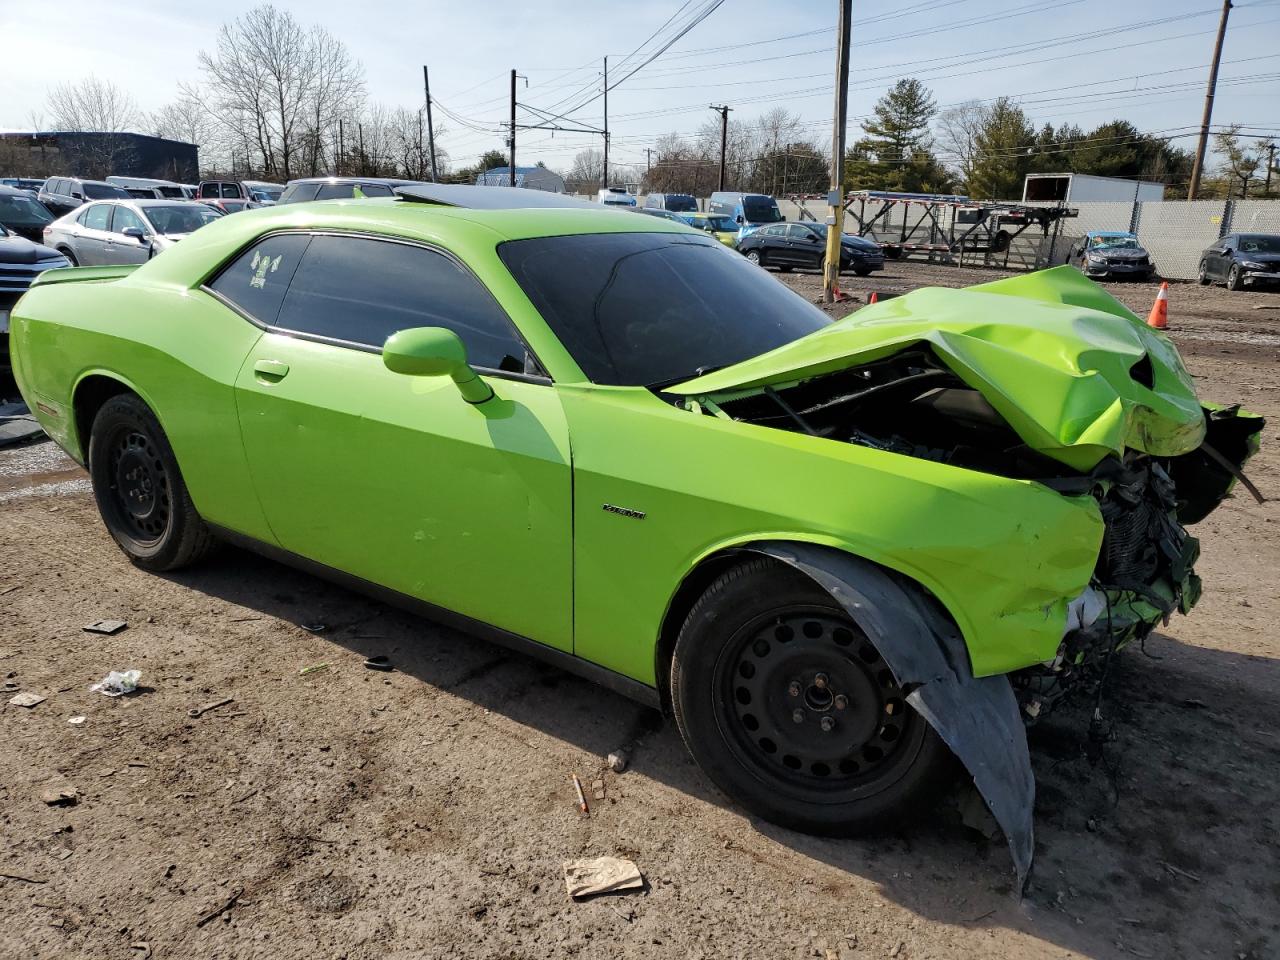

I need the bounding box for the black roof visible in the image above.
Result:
[395,183,595,210]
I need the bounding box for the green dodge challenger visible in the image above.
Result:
[9,184,1262,883]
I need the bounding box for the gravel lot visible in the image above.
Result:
[2,264,1277,960]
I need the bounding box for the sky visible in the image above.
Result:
[1,0,1277,174]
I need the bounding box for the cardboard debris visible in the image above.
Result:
[563,856,644,900]
[8,692,45,708]
[83,620,128,635]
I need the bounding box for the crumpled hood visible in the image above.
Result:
[671,266,1205,471]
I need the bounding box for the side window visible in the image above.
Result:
[357,183,393,197]
[82,204,111,231]
[207,234,311,325]
[315,182,355,200]
[198,183,216,198]
[112,206,147,235]
[222,183,243,199]
[274,235,528,370]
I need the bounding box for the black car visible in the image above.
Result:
[738,221,885,276]
[0,224,70,378]
[37,177,131,217]
[0,185,55,243]
[277,177,419,204]
[1067,231,1156,281]
[1198,233,1280,291]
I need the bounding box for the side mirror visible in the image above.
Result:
[383,326,494,404]
[122,226,148,243]
[735,215,744,224]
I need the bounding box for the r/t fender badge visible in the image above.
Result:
[603,504,646,520]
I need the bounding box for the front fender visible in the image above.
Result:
[743,541,1034,892]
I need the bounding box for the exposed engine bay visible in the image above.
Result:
[679,347,1265,721]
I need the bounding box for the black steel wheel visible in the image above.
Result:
[671,558,957,835]
[88,393,214,571]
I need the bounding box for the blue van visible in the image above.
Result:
[707,191,784,235]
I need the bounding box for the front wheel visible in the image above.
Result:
[88,394,215,571]
[1197,260,1210,285]
[671,559,957,835]
[1226,264,1243,291]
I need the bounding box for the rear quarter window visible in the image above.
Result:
[207,234,311,325]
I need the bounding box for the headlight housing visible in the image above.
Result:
[1086,254,1106,264]
[1240,260,1266,270]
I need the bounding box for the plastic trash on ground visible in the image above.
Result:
[90,669,141,697]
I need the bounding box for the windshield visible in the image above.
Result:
[1239,235,1280,254]
[499,232,830,386]
[743,196,783,224]
[251,189,283,202]
[0,194,53,226]
[704,216,737,232]
[665,195,697,212]
[1091,234,1139,250]
[84,183,130,200]
[142,204,222,234]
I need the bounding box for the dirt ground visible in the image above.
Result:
[2,264,1278,960]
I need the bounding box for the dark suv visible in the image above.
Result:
[0,223,69,379]
[0,185,55,242]
[37,177,130,217]
[277,177,418,204]
[1198,233,1280,291]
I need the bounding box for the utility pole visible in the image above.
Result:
[1265,140,1276,197]
[824,0,853,304]
[710,105,731,190]
[509,68,517,187]
[423,65,439,182]
[1188,0,1232,200]
[602,56,609,188]
[337,118,344,176]
[358,123,366,176]
[646,148,651,175]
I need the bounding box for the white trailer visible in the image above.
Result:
[1023,173,1165,204]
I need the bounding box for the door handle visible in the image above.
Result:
[253,359,290,383]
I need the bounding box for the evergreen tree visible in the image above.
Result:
[847,78,950,193]
[967,98,1035,199]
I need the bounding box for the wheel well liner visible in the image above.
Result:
[658,540,1035,891]
[72,375,135,463]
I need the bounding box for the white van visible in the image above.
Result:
[597,187,636,207]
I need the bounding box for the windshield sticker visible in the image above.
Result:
[249,249,283,289]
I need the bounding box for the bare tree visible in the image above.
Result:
[300,25,365,176]
[1214,125,1264,198]
[45,76,141,177]
[151,83,223,175]
[566,148,604,193]
[935,100,990,193]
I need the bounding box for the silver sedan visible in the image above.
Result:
[42,199,224,267]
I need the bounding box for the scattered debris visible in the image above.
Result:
[1158,861,1202,883]
[39,787,78,807]
[89,670,141,697]
[231,788,259,805]
[229,616,262,623]
[195,887,243,927]
[302,622,327,634]
[591,778,606,801]
[1182,698,1208,710]
[958,788,1000,840]
[889,942,904,958]
[363,655,394,672]
[571,774,589,816]
[68,716,86,726]
[83,619,128,636]
[8,691,46,708]
[607,749,630,773]
[188,697,234,719]
[0,872,47,884]
[970,909,996,923]
[0,585,19,596]
[299,662,330,676]
[562,856,644,900]
[131,942,152,959]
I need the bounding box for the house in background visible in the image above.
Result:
[475,165,566,193]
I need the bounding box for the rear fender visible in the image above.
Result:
[741,541,1035,892]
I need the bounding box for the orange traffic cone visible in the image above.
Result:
[868,291,879,304]
[1147,282,1169,329]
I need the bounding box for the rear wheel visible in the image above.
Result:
[1226,264,1243,291]
[1197,260,1209,285]
[854,266,873,277]
[88,394,214,571]
[58,247,79,267]
[745,249,764,267]
[671,559,957,835]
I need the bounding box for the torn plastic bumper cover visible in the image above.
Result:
[745,542,1035,890]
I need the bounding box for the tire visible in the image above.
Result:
[671,558,957,835]
[745,249,764,267]
[1197,261,1210,285]
[778,265,793,273]
[854,266,873,277]
[87,393,215,571]
[58,247,79,267]
[1226,264,1243,291]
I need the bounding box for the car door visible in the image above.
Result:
[1206,236,1232,279]
[103,205,153,265]
[227,232,574,651]
[74,203,114,265]
[791,224,824,267]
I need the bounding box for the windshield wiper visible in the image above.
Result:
[646,363,729,391]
